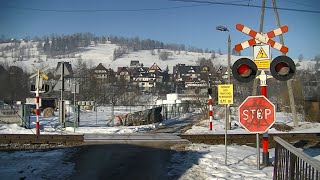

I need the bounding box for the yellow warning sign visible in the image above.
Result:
[218,84,233,105]
[255,60,270,69]
[256,47,268,59]
[253,45,270,69]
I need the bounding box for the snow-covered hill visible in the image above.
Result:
[0,42,316,73]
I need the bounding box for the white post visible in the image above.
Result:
[35,69,40,135]
[257,133,260,170]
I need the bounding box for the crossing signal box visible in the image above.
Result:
[270,55,296,81]
[30,84,36,91]
[42,84,52,94]
[232,58,258,83]
[30,84,52,94]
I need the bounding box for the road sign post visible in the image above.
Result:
[29,68,49,135]
[239,96,275,133]
[239,95,275,169]
[218,84,233,166]
[258,70,272,167]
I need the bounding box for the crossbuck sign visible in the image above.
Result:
[234,24,289,54]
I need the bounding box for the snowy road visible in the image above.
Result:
[68,143,178,180]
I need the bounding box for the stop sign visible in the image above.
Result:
[239,96,275,133]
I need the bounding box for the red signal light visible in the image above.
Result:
[275,62,289,76]
[270,55,295,81]
[237,64,252,77]
[232,58,257,83]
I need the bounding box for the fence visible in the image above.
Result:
[125,107,163,126]
[273,136,320,180]
[0,105,22,125]
[64,105,80,128]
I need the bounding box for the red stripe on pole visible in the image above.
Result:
[262,137,269,152]
[249,30,257,38]
[209,110,213,116]
[36,109,40,116]
[282,25,288,33]
[261,86,267,97]
[36,96,39,103]
[266,31,275,38]
[248,39,257,46]
[36,122,40,135]
[236,24,244,31]
[234,44,243,51]
[268,39,275,46]
[209,121,212,130]
[36,122,39,130]
[280,46,288,54]
[208,99,213,105]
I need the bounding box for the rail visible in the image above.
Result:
[180,133,320,147]
[0,134,84,145]
[273,136,320,180]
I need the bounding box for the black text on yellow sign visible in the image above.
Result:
[218,84,233,105]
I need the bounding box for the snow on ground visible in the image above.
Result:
[0,43,314,75]
[185,112,320,134]
[169,144,274,180]
[0,106,319,179]
[0,148,75,179]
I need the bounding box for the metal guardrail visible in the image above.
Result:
[273,136,320,180]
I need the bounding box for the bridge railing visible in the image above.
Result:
[273,136,320,180]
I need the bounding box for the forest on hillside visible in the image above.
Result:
[0,33,216,58]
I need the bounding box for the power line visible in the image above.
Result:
[283,0,314,8]
[1,1,319,14]
[170,0,320,14]
[0,4,210,13]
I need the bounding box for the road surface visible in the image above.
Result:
[68,142,183,180]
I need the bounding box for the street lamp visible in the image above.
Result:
[216,25,232,165]
[216,25,231,84]
[216,25,231,129]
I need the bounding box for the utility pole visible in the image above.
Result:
[254,0,266,169]
[252,0,266,96]
[272,0,298,127]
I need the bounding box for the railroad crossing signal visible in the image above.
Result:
[270,55,296,81]
[29,67,51,94]
[234,24,289,54]
[232,58,258,83]
[239,96,275,133]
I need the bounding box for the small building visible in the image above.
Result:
[116,67,131,82]
[93,63,114,80]
[173,64,201,82]
[130,60,141,68]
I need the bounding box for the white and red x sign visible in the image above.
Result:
[234,24,289,54]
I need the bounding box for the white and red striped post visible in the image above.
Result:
[208,95,213,130]
[260,70,270,166]
[35,69,40,135]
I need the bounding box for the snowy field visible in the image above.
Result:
[0,43,315,74]
[0,105,319,179]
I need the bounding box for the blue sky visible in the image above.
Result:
[0,0,319,59]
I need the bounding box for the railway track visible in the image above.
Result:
[0,133,318,149]
[180,133,320,147]
[0,134,84,146]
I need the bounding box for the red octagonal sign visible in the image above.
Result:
[239,96,275,133]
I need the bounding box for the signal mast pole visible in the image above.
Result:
[35,69,41,135]
[255,0,266,170]
[272,0,298,127]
